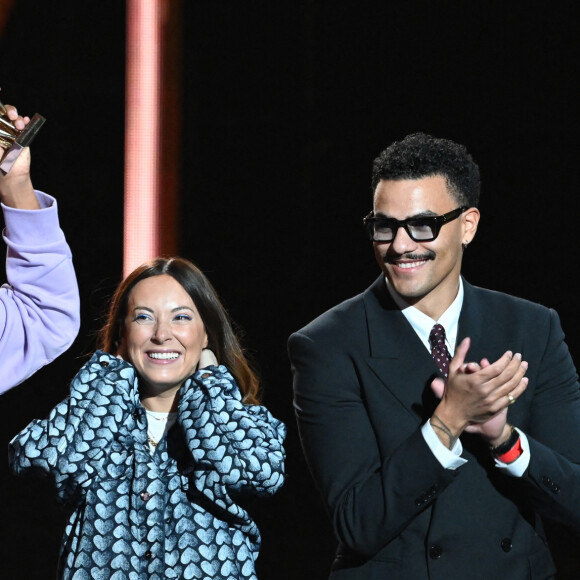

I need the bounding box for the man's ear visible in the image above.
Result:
[462,207,480,244]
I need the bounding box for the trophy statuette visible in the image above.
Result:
[0,99,46,174]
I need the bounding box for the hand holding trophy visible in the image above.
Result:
[0,92,45,174]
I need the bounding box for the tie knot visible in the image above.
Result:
[429,323,447,347]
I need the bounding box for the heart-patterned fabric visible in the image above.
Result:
[9,351,287,579]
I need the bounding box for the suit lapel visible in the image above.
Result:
[362,275,441,419]
[458,279,487,360]
[359,276,513,422]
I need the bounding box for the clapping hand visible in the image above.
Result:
[430,337,528,446]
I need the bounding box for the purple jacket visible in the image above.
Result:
[0,191,80,394]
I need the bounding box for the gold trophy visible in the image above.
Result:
[0,100,45,174]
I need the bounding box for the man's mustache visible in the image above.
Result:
[384,251,435,264]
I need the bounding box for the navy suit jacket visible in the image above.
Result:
[288,275,580,580]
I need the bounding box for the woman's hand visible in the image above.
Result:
[199,348,218,369]
[0,102,37,208]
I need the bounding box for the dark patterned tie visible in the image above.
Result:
[429,323,452,378]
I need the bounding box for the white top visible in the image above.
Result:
[145,409,178,454]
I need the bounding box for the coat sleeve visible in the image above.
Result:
[0,191,80,394]
[8,353,135,508]
[288,328,458,559]
[516,307,580,532]
[178,364,287,498]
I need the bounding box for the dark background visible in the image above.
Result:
[1,1,579,578]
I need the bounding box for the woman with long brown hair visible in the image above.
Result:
[10,256,286,580]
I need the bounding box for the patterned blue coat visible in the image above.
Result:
[9,351,287,580]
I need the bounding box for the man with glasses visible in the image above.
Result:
[288,132,580,579]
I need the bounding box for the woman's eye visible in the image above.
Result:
[174,314,192,322]
[134,313,153,323]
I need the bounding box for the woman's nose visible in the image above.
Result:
[152,320,172,342]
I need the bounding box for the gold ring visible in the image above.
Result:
[507,394,516,405]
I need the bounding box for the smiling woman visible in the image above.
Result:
[8,256,287,580]
[122,274,210,413]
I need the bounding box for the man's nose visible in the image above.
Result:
[389,225,417,253]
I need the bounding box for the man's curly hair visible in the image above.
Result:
[371,132,480,208]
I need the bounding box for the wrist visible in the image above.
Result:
[433,402,468,436]
[488,423,512,449]
[490,426,523,464]
[0,178,38,209]
[430,412,464,450]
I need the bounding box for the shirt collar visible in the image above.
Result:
[384,277,464,354]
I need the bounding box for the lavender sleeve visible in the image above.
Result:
[0,190,80,394]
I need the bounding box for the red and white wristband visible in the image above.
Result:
[490,426,523,464]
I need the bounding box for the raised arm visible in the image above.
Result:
[0,104,80,394]
[8,352,137,506]
[178,361,286,498]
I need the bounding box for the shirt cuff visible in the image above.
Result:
[422,420,467,470]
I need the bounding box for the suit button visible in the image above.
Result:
[542,476,561,493]
[501,538,512,552]
[429,545,442,559]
